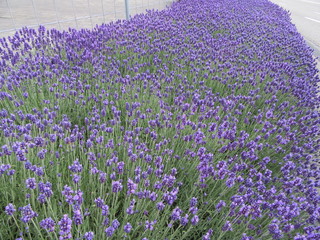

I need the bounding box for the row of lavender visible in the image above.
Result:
[0,0,320,239]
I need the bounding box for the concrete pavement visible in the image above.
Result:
[0,0,173,38]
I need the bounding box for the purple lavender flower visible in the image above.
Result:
[97,172,106,183]
[90,167,99,175]
[171,207,183,221]
[126,205,134,215]
[83,232,94,240]
[0,1,319,239]
[124,222,132,233]
[225,178,235,188]
[215,200,226,212]
[94,197,104,208]
[103,217,110,226]
[241,233,254,240]
[37,149,47,159]
[189,206,198,215]
[37,194,47,204]
[40,218,55,232]
[265,110,274,119]
[35,167,44,176]
[202,229,213,240]
[180,214,189,226]
[222,221,233,232]
[100,205,109,217]
[190,197,198,207]
[0,164,11,175]
[73,190,83,206]
[116,161,125,174]
[86,139,93,148]
[268,222,282,238]
[112,180,123,193]
[20,204,38,223]
[68,160,83,173]
[73,209,83,225]
[105,226,115,237]
[163,188,179,205]
[156,201,165,211]
[58,214,72,239]
[145,220,157,231]
[7,169,15,176]
[62,185,73,203]
[127,178,137,195]
[112,219,120,229]
[38,181,53,198]
[25,178,37,190]
[5,203,16,216]
[72,174,81,184]
[191,215,199,225]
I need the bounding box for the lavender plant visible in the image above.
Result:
[0,0,319,239]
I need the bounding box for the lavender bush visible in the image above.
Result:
[0,0,320,239]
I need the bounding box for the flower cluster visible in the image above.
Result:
[0,0,319,239]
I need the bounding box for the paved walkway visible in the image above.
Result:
[0,0,173,38]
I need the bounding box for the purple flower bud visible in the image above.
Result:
[99,172,107,183]
[266,110,274,119]
[37,194,47,204]
[126,204,135,214]
[90,167,99,175]
[191,215,199,225]
[5,203,16,216]
[20,204,38,223]
[73,209,83,225]
[124,222,132,233]
[58,214,72,238]
[180,214,189,226]
[156,201,165,211]
[190,197,198,207]
[145,220,157,231]
[94,197,104,208]
[112,180,123,193]
[110,172,116,180]
[103,217,109,226]
[35,167,44,176]
[222,221,233,232]
[117,161,125,174]
[127,178,137,195]
[25,178,37,190]
[7,169,15,176]
[215,200,226,212]
[171,207,182,221]
[105,226,115,237]
[37,149,47,159]
[241,233,254,240]
[86,139,93,148]
[112,219,120,229]
[189,206,198,215]
[40,218,55,232]
[101,205,109,216]
[83,231,94,240]
[72,174,81,184]
[68,160,83,173]
[202,229,213,240]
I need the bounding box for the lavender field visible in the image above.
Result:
[0,0,320,239]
